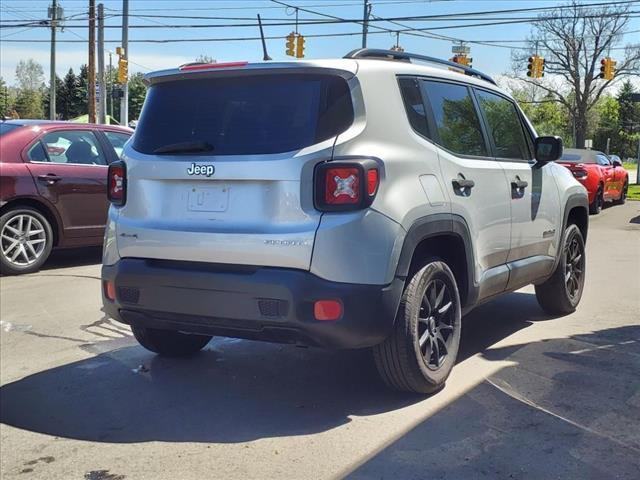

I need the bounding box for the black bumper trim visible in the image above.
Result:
[102,258,404,349]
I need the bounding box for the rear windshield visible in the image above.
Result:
[133,73,353,156]
[561,153,595,163]
[0,123,22,136]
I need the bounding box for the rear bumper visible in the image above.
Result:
[102,258,404,349]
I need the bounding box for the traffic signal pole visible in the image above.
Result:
[120,0,129,126]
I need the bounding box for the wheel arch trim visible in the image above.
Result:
[395,213,476,309]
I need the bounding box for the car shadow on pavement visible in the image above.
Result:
[347,324,640,480]
[40,246,103,271]
[1,292,560,445]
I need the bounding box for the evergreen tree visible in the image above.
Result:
[77,64,89,115]
[43,75,64,119]
[616,81,640,159]
[0,77,10,118]
[60,68,81,119]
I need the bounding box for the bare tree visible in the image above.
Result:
[511,1,640,148]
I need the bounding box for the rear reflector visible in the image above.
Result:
[103,280,116,301]
[107,161,126,206]
[180,61,248,71]
[314,300,343,321]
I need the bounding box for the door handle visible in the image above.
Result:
[452,177,475,194]
[37,174,62,185]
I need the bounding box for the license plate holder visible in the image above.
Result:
[187,186,229,212]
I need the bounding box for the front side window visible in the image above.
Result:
[36,130,107,165]
[475,89,531,160]
[421,81,487,157]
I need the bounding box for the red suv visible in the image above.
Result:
[0,120,133,274]
[558,148,629,214]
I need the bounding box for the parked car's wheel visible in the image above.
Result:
[0,207,53,275]
[373,260,462,394]
[589,186,603,214]
[132,325,212,357]
[615,181,628,205]
[535,223,586,315]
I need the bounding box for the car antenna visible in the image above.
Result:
[257,14,272,61]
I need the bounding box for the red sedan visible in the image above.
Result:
[0,120,133,274]
[558,148,629,214]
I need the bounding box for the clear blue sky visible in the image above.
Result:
[1,0,639,85]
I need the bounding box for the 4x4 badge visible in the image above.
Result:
[187,163,215,177]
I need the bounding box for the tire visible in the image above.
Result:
[373,260,462,394]
[0,207,53,275]
[132,326,212,357]
[614,181,627,205]
[535,223,586,315]
[589,186,603,215]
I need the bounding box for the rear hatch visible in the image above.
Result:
[116,65,355,270]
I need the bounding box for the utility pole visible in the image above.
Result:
[606,137,611,155]
[48,0,60,120]
[108,51,113,121]
[121,0,129,126]
[97,3,106,124]
[361,0,370,48]
[88,0,96,123]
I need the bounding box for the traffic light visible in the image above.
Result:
[527,56,536,78]
[451,54,471,68]
[599,57,616,80]
[117,57,128,84]
[286,32,296,57]
[296,34,305,59]
[527,55,544,79]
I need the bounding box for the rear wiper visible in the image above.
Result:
[153,141,214,154]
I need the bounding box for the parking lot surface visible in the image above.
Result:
[1,202,639,480]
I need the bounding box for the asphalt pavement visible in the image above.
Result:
[1,202,639,480]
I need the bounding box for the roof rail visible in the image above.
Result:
[344,48,497,86]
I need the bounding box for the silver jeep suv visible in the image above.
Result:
[102,49,588,393]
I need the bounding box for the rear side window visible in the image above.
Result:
[421,81,487,157]
[104,131,131,157]
[475,90,531,160]
[133,73,354,156]
[398,77,429,138]
[27,142,48,162]
[39,130,107,165]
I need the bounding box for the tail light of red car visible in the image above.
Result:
[107,160,127,206]
[314,158,380,212]
[571,164,588,180]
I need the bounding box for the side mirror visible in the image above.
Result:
[611,158,622,168]
[534,136,563,163]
